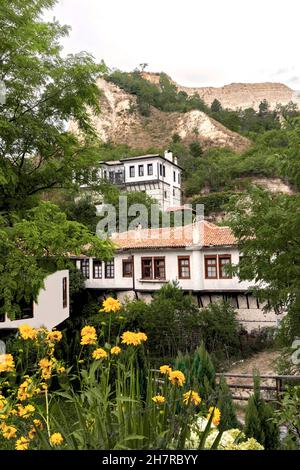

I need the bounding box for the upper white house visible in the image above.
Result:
[99,150,182,210]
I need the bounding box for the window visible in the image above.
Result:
[205,256,217,279]
[93,259,102,279]
[173,188,175,196]
[147,163,153,175]
[129,166,135,178]
[105,260,114,279]
[62,277,68,308]
[163,165,166,177]
[109,171,114,182]
[178,173,181,184]
[141,257,166,280]
[80,259,90,279]
[173,171,176,182]
[219,255,232,279]
[15,298,34,320]
[178,256,190,279]
[141,258,152,279]
[122,260,133,277]
[164,190,167,199]
[138,165,144,177]
[159,164,162,176]
[154,257,166,280]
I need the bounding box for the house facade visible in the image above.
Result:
[0,270,70,331]
[74,221,283,331]
[98,151,182,210]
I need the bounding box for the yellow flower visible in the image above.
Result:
[159,365,172,375]
[111,346,121,355]
[33,419,43,429]
[39,358,52,380]
[1,424,17,439]
[207,407,221,426]
[168,370,186,387]
[18,324,38,341]
[80,326,97,345]
[0,354,15,373]
[18,404,35,419]
[17,378,33,401]
[92,348,108,360]
[101,297,121,313]
[47,331,62,343]
[50,432,64,446]
[0,395,7,411]
[137,332,147,342]
[183,390,202,406]
[57,366,66,374]
[152,395,166,404]
[28,427,36,440]
[121,331,148,346]
[15,436,29,450]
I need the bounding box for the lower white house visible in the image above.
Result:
[0,270,70,331]
[73,221,284,331]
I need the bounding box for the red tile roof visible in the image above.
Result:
[112,221,237,250]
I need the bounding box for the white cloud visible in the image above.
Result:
[45,0,300,89]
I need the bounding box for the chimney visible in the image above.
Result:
[164,150,173,162]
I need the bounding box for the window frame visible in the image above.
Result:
[129,165,135,178]
[178,256,191,279]
[147,163,153,176]
[93,259,102,279]
[62,277,68,308]
[204,255,218,279]
[218,254,232,279]
[141,257,152,280]
[80,259,90,279]
[122,259,133,278]
[138,164,144,177]
[153,257,166,280]
[105,260,115,279]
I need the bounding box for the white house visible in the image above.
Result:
[74,221,283,331]
[97,150,182,210]
[0,270,70,331]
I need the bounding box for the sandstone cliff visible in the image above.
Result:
[69,78,250,152]
[141,72,300,111]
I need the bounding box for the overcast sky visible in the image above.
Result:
[45,0,300,89]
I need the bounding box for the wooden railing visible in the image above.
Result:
[216,373,300,402]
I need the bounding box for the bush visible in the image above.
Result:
[197,301,241,361]
[244,375,279,449]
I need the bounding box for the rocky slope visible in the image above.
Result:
[141,72,300,111]
[69,78,250,152]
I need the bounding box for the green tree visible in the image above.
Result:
[0,1,113,317]
[244,375,279,449]
[228,188,300,338]
[0,202,113,318]
[189,141,203,158]
[0,0,105,218]
[210,99,222,113]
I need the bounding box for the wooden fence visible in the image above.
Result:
[216,373,300,402]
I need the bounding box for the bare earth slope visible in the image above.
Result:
[141,72,300,111]
[69,78,250,152]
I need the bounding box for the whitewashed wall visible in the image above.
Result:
[0,270,69,330]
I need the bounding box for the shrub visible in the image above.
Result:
[197,301,241,361]
[244,375,279,449]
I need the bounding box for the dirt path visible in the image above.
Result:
[219,351,280,422]
[226,350,280,376]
